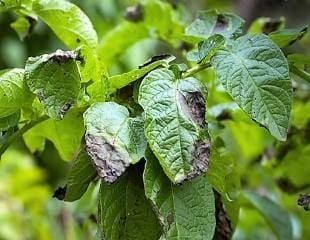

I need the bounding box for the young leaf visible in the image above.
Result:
[269,26,308,48]
[83,102,146,183]
[25,49,81,119]
[244,192,293,240]
[138,68,211,183]
[23,110,84,161]
[187,34,225,63]
[33,0,98,48]
[185,9,244,41]
[211,34,292,141]
[0,68,33,118]
[108,54,175,93]
[62,147,97,202]
[143,149,216,240]
[10,16,35,40]
[99,166,162,240]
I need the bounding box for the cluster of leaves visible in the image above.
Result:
[0,0,309,239]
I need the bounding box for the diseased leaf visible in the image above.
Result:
[138,68,211,183]
[185,9,244,41]
[23,110,84,161]
[83,102,146,183]
[63,147,97,202]
[187,34,225,63]
[248,17,285,34]
[244,191,293,240]
[25,49,81,119]
[99,165,162,240]
[0,111,20,131]
[108,54,175,93]
[0,68,33,118]
[143,149,216,240]
[33,0,98,48]
[211,34,292,141]
[270,26,308,48]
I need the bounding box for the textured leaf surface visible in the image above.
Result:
[99,166,162,240]
[185,9,244,41]
[138,68,210,183]
[143,149,215,240]
[64,148,97,202]
[187,34,225,63]
[23,110,84,161]
[0,68,32,118]
[244,192,293,240]
[211,34,292,140]
[25,50,80,119]
[33,0,98,48]
[84,102,146,183]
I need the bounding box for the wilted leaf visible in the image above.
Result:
[84,102,146,183]
[211,34,292,141]
[138,68,211,183]
[25,49,81,119]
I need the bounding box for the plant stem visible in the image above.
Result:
[0,115,49,159]
[290,65,310,83]
[182,62,211,78]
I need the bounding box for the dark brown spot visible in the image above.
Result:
[59,103,72,119]
[179,91,206,127]
[51,50,76,64]
[297,194,310,211]
[214,15,228,33]
[124,3,144,22]
[85,133,129,183]
[262,19,283,34]
[166,212,174,226]
[76,38,81,43]
[53,186,67,200]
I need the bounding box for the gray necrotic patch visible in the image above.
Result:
[85,133,129,183]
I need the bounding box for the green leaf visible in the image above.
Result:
[0,68,33,118]
[23,110,84,161]
[25,50,81,119]
[185,9,244,41]
[270,26,308,48]
[244,192,293,240]
[288,54,310,69]
[63,147,96,202]
[83,102,146,183]
[143,149,216,240]
[33,0,98,48]
[10,16,34,40]
[138,68,211,183]
[0,0,32,12]
[99,166,162,240]
[211,34,292,141]
[108,54,175,93]
[0,111,20,131]
[187,34,225,63]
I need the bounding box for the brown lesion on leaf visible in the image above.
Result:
[178,90,206,127]
[213,191,233,240]
[85,133,129,183]
[59,102,72,119]
[51,50,77,64]
[214,14,229,33]
[124,3,144,23]
[297,194,310,211]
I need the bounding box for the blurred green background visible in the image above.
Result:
[0,0,309,239]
